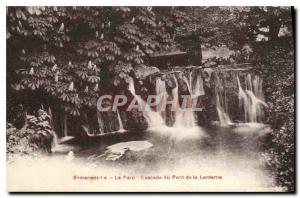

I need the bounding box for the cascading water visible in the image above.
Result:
[237,74,267,123]
[237,75,248,120]
[147,73,206,141]
[95,69,267,137]
[63,115,68,137]
[48,106,59,149]
[51,132,59,152]
[253,75,265,101]
[155,77,168,122]
[97,111,104,135]
[214,72,233,126]
[174,104,197,128]
[116,109,125,132]
[216,94,233,126]
[128,77,165,128]
[173,74,197,128]
[194,73,205,97]
[187,71,205,97]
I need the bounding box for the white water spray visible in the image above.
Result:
[186,71,205,97]
[155,77,168,122]
[116,109,125,132]
[128,77,165,128]
[173,74,197,128]
[237,74,267,123]
[214,72,233,126]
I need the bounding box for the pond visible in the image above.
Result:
[7,123,282,192]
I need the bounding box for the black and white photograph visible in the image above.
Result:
[5,5,295,192]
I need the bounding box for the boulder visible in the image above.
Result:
[125,109,148,131]
[134,64,160,80]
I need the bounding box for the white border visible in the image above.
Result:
[4,0,297,6]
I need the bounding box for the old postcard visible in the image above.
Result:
[6,6,295,192]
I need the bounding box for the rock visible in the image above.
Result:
[103,141,153,161]
[58,136,75,144]
[165,74,177,90]
[125,110,148,131]
[107,141,153,152]
[134,64,160,80]
[51,144,78,154]
[203,60,217,68]
[203,68,214,82]
[97,110,120,134]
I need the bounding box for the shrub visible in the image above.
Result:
[6,109,54,155]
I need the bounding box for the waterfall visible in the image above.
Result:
[47,106,58,149]
[51,132,59,151]
[128,77,165,128]
[116,109,125,132]
[97,70,267,135]
[214,72,233,126]
[237,74,267,123]
[155,77,168,122]
[174,107,197,128]
[173,74,197,128]
[186,71,205,97]
[97,111,104,134]
[216,92,233,126]
[237,75,249,121]
[63,114,68,137]
[252,75,265,101]
[127,74,202,129]
[193,72,205,97]
[185,72,193,95]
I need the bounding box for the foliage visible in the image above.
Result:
[246,7,293,42]
[7,6,194,115]
[258,43,294,192]
[7,6,293,116]
[7,109,54,155]
[6,123,33,154]
[184,7,251,49]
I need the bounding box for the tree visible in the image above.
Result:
[7,6,192,115]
